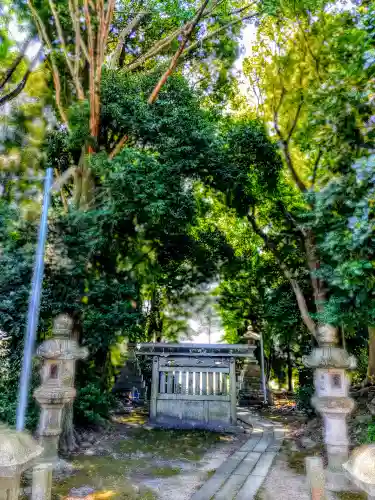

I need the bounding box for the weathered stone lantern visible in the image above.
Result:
[34,314,88,462]
[304,324,356,491]
[238,327,263,406]
[0,423,43,500]
[343,445,375,499]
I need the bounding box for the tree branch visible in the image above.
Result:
[84,0,97,138]
[0,37,32,91]
[148,0,211,104]
[273,91,307,193]
[0,70,31,106]
[27,0,69,126]
[68,0,82,77]
[311,148,322,188]
[280,139,307,193]
[68,0,90,64]
[273,87,286,141]
[109,11,148,68]
[109,134,128,160]
[277,201,306,236]
[48,0,85,99]
[51,165,76,192]
[182,13,257,59]
[246,211,317,337]
[286,95,303,142]
[124,28,182,72]
[0,47,43,106]
[298,21,322,83]
[104,0,116,43]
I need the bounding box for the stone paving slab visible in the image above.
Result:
[239,435,262,452]
[253,436,272,453]
[235,474,265,500]
[191,409,283,500]
[191,474,229,500]
[215,454,247,475]
[214,473,248,500]
[251,452,276,477]
[234,452,261,476]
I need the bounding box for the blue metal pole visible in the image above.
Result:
[16,168,53,431]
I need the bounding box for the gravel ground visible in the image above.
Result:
[142,437,245,500]
[256,451,310,500]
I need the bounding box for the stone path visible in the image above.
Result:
[191,409,284,500]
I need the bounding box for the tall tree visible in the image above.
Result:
[26,0,259,208]
[240,1,374,338]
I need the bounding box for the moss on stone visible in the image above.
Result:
[337,492,367,500]
[283,440,324,475]
[205,469,216,479]
[147,466,181,477]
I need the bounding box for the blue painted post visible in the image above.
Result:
[16,168,53,431]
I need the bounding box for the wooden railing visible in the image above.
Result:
[135,343,256,430]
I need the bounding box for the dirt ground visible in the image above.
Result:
[48,409,248,500]
[256,401,368,500]
[24,402,371,500]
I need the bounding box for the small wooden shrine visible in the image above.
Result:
[135,343,256,431]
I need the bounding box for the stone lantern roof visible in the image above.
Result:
[36,314,88,361]
[343,445,375,496]
[244,326,260,341]
[0,424,43,477]
[303,346,357,370]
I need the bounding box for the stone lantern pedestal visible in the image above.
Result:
[0,423,43,500]
[304,325,356,492]
[34,314,88,463]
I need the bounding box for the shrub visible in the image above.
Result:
[367,419,375,443]
[0,357,40,430]
[295,383,315,416]
[74,381,116,426]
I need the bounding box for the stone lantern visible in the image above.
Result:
[343,445,375,499]
[238,326,263,406]
[0,423,43,500]
[304,324,356,491]
[34,314,88,462]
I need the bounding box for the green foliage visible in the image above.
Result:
[304,156,375,328]
[367,419,375,443]
[295,383,315,416]
[74,382,115,426]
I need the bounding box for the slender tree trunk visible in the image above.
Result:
[304,230,327,315]
[367,326,375,385]
[287,345,293,392]
[266,345,273,383]
[59,401,78,454]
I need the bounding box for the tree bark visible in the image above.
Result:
[59,401,78,454]
[148,0,210,104]
[287,345,293,392]
[367,326,375,385]
[304,230,326,314]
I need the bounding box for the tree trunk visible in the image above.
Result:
[59,401,78,454]
[367,326,375,385]
[287,345,293,392]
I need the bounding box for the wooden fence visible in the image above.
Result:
[135,343,256,430]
